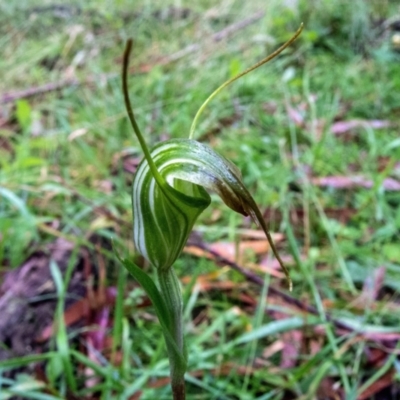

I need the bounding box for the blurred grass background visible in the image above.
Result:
[0,0,400,399]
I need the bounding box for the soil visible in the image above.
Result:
[0,238,86,361]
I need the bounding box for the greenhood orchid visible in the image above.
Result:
[121,24,303,400]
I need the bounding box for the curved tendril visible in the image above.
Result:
[122,39,165,187]
[189,23,304,139]
[255,207,293,291]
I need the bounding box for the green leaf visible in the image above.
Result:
[0,186,32,218]
[15,100,32,131]
[120,258,187,372]
[235,316,319,344]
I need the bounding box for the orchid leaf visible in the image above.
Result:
[120,258,187,371]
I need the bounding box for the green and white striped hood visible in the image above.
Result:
[132,138,264,271]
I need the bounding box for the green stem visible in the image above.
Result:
[157,268,186,400]
[122,39,165,187]
[189,23,303,139]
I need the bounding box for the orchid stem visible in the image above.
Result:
[122,39,165,187]
[158,268,186,400]
[189,23,303,139]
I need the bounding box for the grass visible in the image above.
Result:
[1,0,400,399]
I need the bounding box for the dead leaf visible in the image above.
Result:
[316,377,343,400]
[68,128,87,141]
[37,298,89,342]
[259,253,297,273]
[331,119,390,135]
[280,329,302,369]
[37,287,116,342]
[231,229,271,240]
[209,240,272,264]
[286,104,305,127]
[358,369,395,400]
[184,237,286,279]
[262,341,285,359]
[236,292,258,307]
[123,157,141,174]
[351,266,386,309]
[184,236,283,260]
[365,347,388,366]
[312,176,400,191]
[89,216,116,231]
[96,180,113,194]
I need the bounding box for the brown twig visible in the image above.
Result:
[212,11,265,42]
[188,238,353,332]
[0,79,79,104]
[0,11,265,105]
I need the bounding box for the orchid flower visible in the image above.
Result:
[121,25,303,400]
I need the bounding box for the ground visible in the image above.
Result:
[0,1,400,399]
